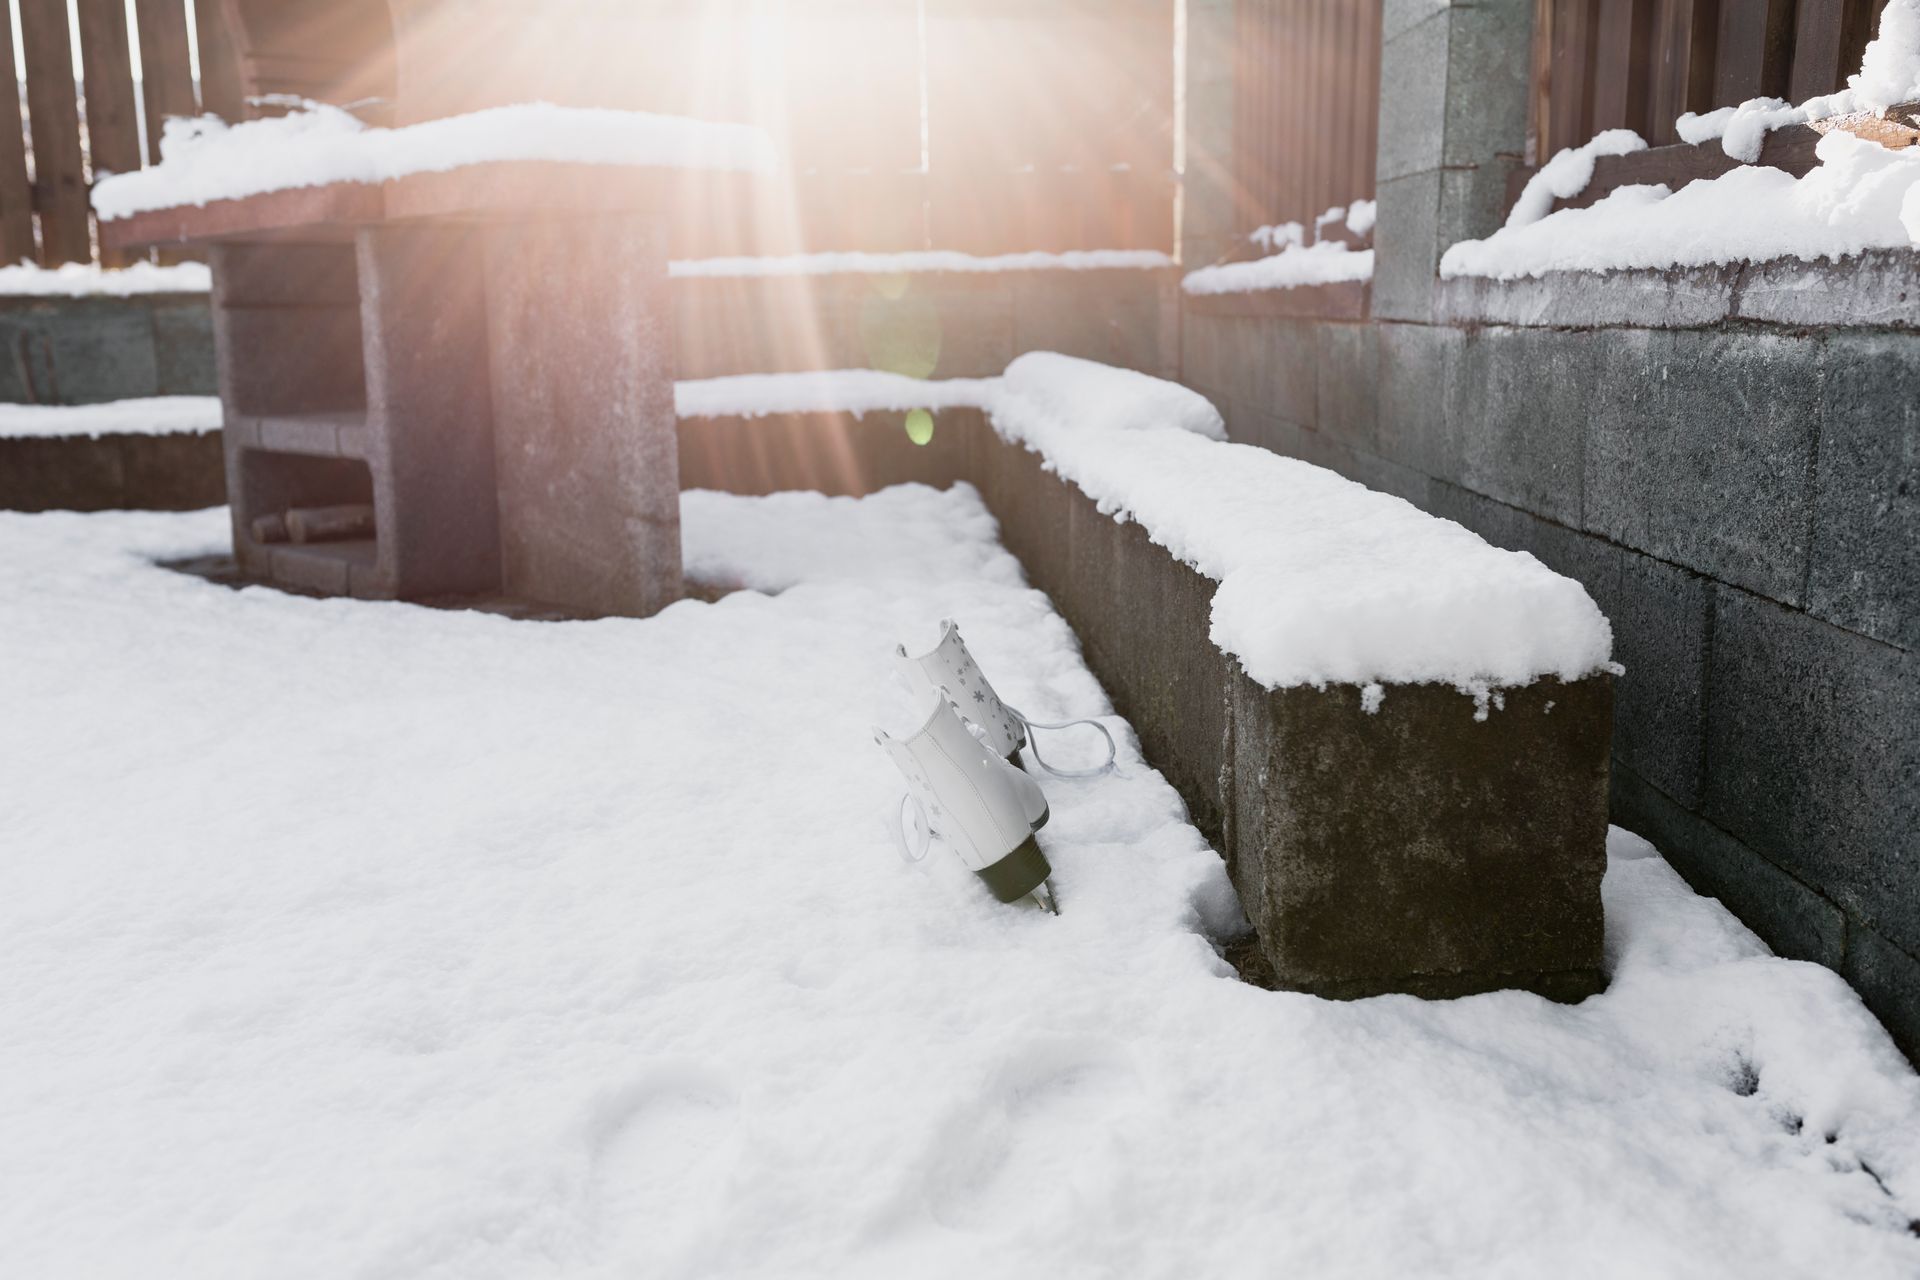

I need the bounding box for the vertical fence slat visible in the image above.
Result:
[76,0,141,266]
[195,0,248,121]
[1789,0,1848,101]
[1547,0,1596,156]
[1356,0,1381,210]
[134,0,196,163]
[19,0,92,263]
[0,1,36,261]
[1715,0,1795,103]
[1591,0,1654,135]
[1648,0,1717,145]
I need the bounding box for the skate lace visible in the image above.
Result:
[1005,706,1118,779]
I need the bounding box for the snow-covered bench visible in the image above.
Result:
[679,355,1617,1000]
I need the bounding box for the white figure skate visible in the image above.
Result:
[876,694,1057,912]
[895,619,1116,781]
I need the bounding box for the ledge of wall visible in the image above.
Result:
[0,294,217,405]
[1436,248,1920,331]
[0,430,226,511]
[1181,281,1370,320]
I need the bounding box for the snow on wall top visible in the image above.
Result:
[1181,242,1373,295]
[669,249,1172,278]
[1441,131,1920,279]
[91,103,777,221]
[1184,201,1377,296]
[983,354,1612,690]
[0,262,211,296]
[0,396,221,440]
[1443,2,1920,279]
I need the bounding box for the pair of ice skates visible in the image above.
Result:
[874,620,1114,914]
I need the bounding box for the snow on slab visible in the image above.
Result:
[2,496,1918,1278]
[985,353,1609,690]
[0,396,222,440]
[669,249,1173,278]
[674,370,996,420]
[1180,241,1373,295]
[1442,131,1920,279]
[91,103,777,221]
[1446,2,1920,278]
[0,261,210,296]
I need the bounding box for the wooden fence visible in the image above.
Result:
[3,0,1175,267]
[3,0,244,266]
[1535,0,1890,155]
[1231,0,1381,236]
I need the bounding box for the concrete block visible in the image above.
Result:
[1314,322,1379,453]
[485,213,679,617]
[1736,249,1920,328]
[1611,764,1845,967]
[1808,333,1920,651]
[0,436,123,510]
[1427,483,1711,806]
[1704,588,1920,955]
[1843,926,1920,1066]
[0,298,160,405]
[1441,0,1534,172]
[149,298,218,396]
[1371,170,1442,323]
[1229,666,1611,1000]
[1584,329,1819,603]
[1383,0,1449,40]
[359,222,503,600]
[1436,163,1522,260]
[1375,319,1462,481]
[116,431,227,511]
[677,409,974,499]
[1245,411,1433,510]
[1434,266,1737,329]
[1376,13,1449,182]
[213,304,366,417]
[1011,269,1174,379]
[1451,326,1592,525]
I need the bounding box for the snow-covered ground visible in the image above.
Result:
[3,488,1919,1279]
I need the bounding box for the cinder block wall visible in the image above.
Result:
[672,269,1180,382]
[0,295,216,404]
[1180,0,1919,1059]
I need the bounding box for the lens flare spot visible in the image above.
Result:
[905,409,935,446]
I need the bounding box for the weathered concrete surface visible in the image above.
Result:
[970,429,1611,999]
[358,223,502,601]
[1228,668,1609,1000]
[487,213,681,618]
[0,430,225,511]
[678,409,975,498]
[0,294,216,405]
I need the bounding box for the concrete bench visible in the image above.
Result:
[680,360,1615,1001]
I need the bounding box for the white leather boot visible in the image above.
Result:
[896,619,1114,797]
[896,619,1025,762]
[876,695,1056,910]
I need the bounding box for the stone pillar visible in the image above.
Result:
[357,223,502,599]
[485,211,682,618]
[1180,0,1239,268]
[1371,0,1534,322]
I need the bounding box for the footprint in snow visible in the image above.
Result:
[918,1038,1143,1232]
[585,1064,742,1254]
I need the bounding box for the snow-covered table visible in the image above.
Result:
[99,130,764,615]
